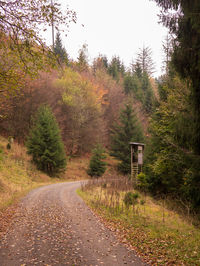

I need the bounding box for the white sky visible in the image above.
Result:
[44,0,168,77]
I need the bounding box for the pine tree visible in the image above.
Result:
[162,34,173,74]
[110,104,144,174]
[142,72,154,113]
[123,67,154,113]
[77,43,88,71]
[108,56,125,80]
[132,62,143,78]
[153,0,200,155]
[87,144,107,178]
[54,32,69,64]
[26,105,66,176]
[135,46,155,76]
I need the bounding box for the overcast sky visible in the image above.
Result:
[44,0,168,77]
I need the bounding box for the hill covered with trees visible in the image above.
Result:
[0,0,200,215]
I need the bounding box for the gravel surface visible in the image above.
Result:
[0,181,146,266]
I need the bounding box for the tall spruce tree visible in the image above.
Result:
[54,32,69,64]
[153,0,200,155]
[152,0,200,210]
[123,65,154,113]
[77,43,89,71]
[110,104,144,174]
[135,46,155,76]
[108,56,125,81]
[144,73,200,208]
[26,105,66,176]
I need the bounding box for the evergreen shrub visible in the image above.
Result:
[87,144,107,178]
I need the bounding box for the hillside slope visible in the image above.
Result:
[0,136,53,211]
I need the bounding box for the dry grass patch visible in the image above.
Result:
[0,136,54,211]
[0,136,59,238]
[79,176,200,265]
[64,156,90,181]
[0,136,91,211]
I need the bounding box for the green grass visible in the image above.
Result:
[78,185,200,265]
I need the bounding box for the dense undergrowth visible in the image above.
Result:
[79,174,200,265]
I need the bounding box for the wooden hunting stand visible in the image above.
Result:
[130,142,145,179]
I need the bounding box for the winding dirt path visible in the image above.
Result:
[0,182,146,265]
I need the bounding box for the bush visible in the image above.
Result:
[6,143,11,150]
[87,144,107,178]
[26,105,66,176]
[137,172,149,191]
[123,191,139,208]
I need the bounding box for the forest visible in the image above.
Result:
[0,0,200,216]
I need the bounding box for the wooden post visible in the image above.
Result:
[129,142,145,180]
[131,144,133,178]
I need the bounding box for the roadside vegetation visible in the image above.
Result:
[0,135,91,213]
[0,136,54,211]
[0,135,53,238]
[79,171,200,265]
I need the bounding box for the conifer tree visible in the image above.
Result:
[110,104,144,174]
[26,105,66,176]
[108,56,125,80]
[77,43,88,71]
[54,32,69,64]
[124,53,154,113]
[87,144,107,178]
[135,46,155,76]
[153,0,200,154]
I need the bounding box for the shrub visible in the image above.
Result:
[87,144,107,178]
[6,143,11,150]
[123,191,139,208]
[137,172,149,191]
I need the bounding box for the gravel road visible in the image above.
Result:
[0,182,146,266]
